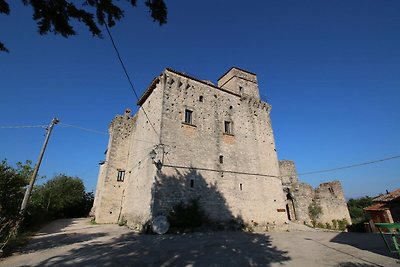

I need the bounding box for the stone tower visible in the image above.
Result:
[93,67,293,229]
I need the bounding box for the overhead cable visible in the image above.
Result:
[0,125,47,129]
[297,155,400,176]
[59,122,108,135]
[104,24,160,139]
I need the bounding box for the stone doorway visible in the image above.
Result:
[286,193,296,221]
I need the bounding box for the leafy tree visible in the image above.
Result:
[0,0,168,52]
[0,160,27,221]
[347,196,373,223]
[0,160,32,249]
[308,200,322,227]
[39,174,85,217]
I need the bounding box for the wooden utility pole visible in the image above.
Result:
[20,118,59,214]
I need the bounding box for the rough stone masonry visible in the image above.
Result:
[92,67,351,230]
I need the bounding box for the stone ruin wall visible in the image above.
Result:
[315,181,351,224]
[279,160,298,186]
[279,160,351,226]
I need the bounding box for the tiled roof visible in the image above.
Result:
[373,188,400,202]
[364,203,390,211]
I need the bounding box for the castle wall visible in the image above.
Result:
[93,67,352,231]
[119,77,165,229]
[315,181,351,224]
[154,69,288,226]
[94,111,135,223]
[279,160,298,186]
[291,183,315,223]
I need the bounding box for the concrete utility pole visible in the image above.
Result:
[20,118,59,214]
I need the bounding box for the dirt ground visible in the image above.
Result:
[1,218,399,267]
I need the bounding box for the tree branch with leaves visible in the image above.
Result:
[1,0,167,52]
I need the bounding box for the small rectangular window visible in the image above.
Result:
[199,96,203,102]
[224,121,232,134]
[240,183,243,191]
[184,109,193,124]
[190,179,194,188]
[219,155,224,164]
[117,170,125,182]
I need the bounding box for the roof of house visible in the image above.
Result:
[364,203,390,211]
[373,188,400,202]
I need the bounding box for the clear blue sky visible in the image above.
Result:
[1,1,399,199]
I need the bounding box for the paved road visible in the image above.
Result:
[1,218,399,266]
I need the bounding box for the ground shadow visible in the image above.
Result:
[335,262,386,267]
[18,232,107,254]
[27,167,291,266]
[8,167,292,266]
[34,218,82,236]
[34,230,290,266]
[330,232,399,259]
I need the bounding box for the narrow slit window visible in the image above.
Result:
[117,170,125,182]
[219,155,224,164]
[224,121,232,134]
[199,95,204,102]
[240,183,243,191]
[184,109,193,124]
[190,179,194,188]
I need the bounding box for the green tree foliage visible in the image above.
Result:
[25,174,94,226]
[1,0,168,52]
[347,196,373,223]
[0,160,32,250]
[0,160,94,254]
[0,160,29,220]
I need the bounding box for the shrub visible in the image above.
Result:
[332,219,338,229]
[338,218,349,231]
[308,201,322,227]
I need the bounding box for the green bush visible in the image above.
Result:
[308,201,322,227]
[347,197,373,224]
[338,218,349,231]
[332,219,338,229]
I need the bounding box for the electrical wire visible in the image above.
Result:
[297,155,400,176]
[161,163,281,179]
[0,125,47,129]
[59,122,108,135]
[1,123,398,177]
[104,24,160,140]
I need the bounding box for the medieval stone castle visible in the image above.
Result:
[92,67,351,230]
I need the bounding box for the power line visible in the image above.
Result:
[0,125,47,129]
[297,155,400,176]
[104,24,160,140]
[2,122,399,177]
[59,122,157,144]
[59,122,108,135]
[161,163,281,179]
